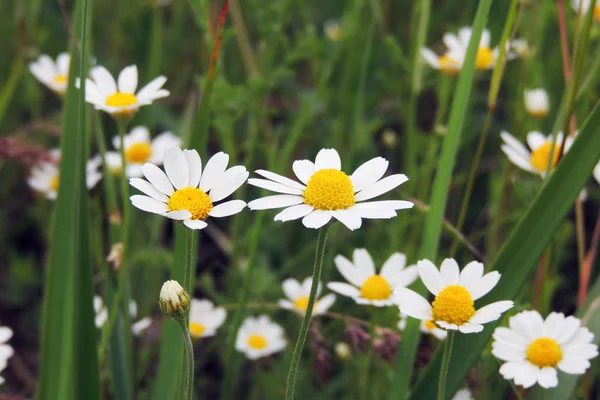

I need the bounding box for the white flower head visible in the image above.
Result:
[492,310,598,388]
[129,147,248,230]
[524,89,550,117]
[327,249,418,307]
[188,299,227,339]
[159,279,190,319]
[511,38,530,58]
[571,0,600,22]
[593,161,600,184]
[324,20,343,41]
[106,126,181,178]
[452,388,474,400]
[278,277,336,316]
[93,296,151,336]
[29,53,70,94]
[83,65,169,118]
[500,131,574,177]
[247,148,413,231]
[235,315,287,360]
[27,151,102,200]
[394,259,513,334]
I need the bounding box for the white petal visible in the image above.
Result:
[56,53,70,75]
[117,65,138,94]
[90,66,117,95]
[354,174,408,201]
[248,195,305,210]
[315,294,336,314]
[165,210,192,220]
[469,301,513,324]
[136,75,167,100]
[501,131,531,159]
[302,210,332,229]
[208,200,246,217]
[209,166,249,202]
[353,249,376,276]
[199,152,229,192]
[443,33,463,54]
[557,357,590,374]
[354,200,414,210]
[132,317,152,336]
[255,169,305,190]
[380,253,407,279]
[292,160,315,184]
[458,261,484,291]
[274,204,314,222]
[327,282,361,298]
[439,258,460,286]
[526,131,547,150]
[129,178,169,202]
[387,266,418,288]
[183,149,202,188]
[542,312,565,339]
[480,29,491,48]
[537,367,558,388]
[350,157,389,192]
[314,148,341,170]
[420,48,441,68]
[493,327,528,349]
[183,219,208,230]
[555,316,581,344]
[492,342,526,362]
[351,205,396,219]
[130,195,168,214]
[282,279,301,300]
[502,145,537,174]
[334,254,368,286]
[469,271,501,300]
[518,363,543,388]
[330,209,362,230]
[0,328,12,343]
[141,163,174,195]
[163,147,189,190]
[458,322,483,333]
[247,178,304,195]
[436,321,458,331]
[393,287,432,320]
[417,259,444,295]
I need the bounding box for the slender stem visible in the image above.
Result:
[177,319,195,400]
[184,228,195,294]
[438,330,455,400]
[285,225,330,400]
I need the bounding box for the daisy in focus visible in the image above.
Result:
[524,89,550,117]
[0,322,13,386]
[500,131,574,177]
[324,20,343,41]
[278,277,336,316]
[29,53,71,95]
[394,259,513,333]
[27,151,102,200]
[105,126,181,177]
[327,249,417,307]
[571,0,600,22]
[398,313,448,341]
[94,296,151,336]
[247,148,413,231]
[235,315,287,360]
[492,310,598,388]
[129,147,248,230]
[188,299,227,339]
[82,65,169,118]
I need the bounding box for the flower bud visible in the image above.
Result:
[106,242,123,271]
[334,342,352,361]
[159,280,190,319]
[524,89,549,118]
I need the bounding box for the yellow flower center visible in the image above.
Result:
[530,141,560,172]
[431,285,475,325]
[189,322,206,338]
[424,320,438,331]
[439,54,460,74]
[327,25,342,41]
[125,142,152,163]
[359,275,392,301]
[167,187,213,220]
[293,296,317,312]
[526,337,563,367]
[50,175,59,192]
[53,74,68,84]
[303,169,355,211]
[106,92,138,109]
[476,47,494,70]
[247,334,268,350]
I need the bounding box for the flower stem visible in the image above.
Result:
[184,228,195,294]
[177,318,195,400]
[438,330,455,400]
[285,225,330,400]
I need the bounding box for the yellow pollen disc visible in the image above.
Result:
[189,322,206,338]
[294,296,317,312]
[247,334,268,350]
[475,47,494,70]
[594,5,600,22]
[50,176,59,192]
[359,275,392,301]
[431,285,475,325]
[105,92,138,108]
[424,320,438,331]
[168,187,213,220]
[53,74,68,84]
[125,142,152,163]
[439,54,460,74]
[530,141,560,172]
[303,169,355,211]
[526,337,563,367]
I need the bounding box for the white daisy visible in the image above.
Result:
[324,21,343,41]
[571,0,600,22]
[29,53,70,94]
[452,388,474,400]
[188,299,227,339]
[492,310,598,389]
[278,277,336,316]
[420,27,507,74]
[327,249,418,307]
[524,89,549,117]
[93,296,151,336]
[129,147,248,230]
[27,151,102,200]
[106,126,181,177]
[394,259,513,334]
[398,313,448,341]
[235,315,287,360]
[594,161,600,184]
[83,65,169,118]
[500,131,574,177]
[247,148,413,231]
[510,39,530,58]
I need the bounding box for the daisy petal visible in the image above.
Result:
[248,194,304,210]
[354,174,408,201]
[282,279,301,300]
[247,178,304,195]
[255,169,305,190]
[439,258,460,286]
[117,65,138,94]
[353,249,375,276]
[350,157,388,192]
[130,195,168,214]
[90,66,117,95]
[526,131,547,150]
[330,209,362,231]
[292,160,315,184]
[327,282,361,298]
[469,301,513,324]
[129,178,169,202]
[136,76,167,100]
[165,210,192,220]
[200,152,229,192]
[209,167,249,202]
[334,254,368,286]
[183,149,202,188]
[314,148,341,171]
[274,204,314,222]
[141,163,174,195]
[302,210,332,229]
[163,147,189,190]
[420,48,441,68]
[183,219,208,230]
[208,200,246,218]
[393,287,432,321]
[417,259,444,296]
[469,271,501,300]
[351,206,396,219]
[458,322,483,333]
[458,261,484,290]
[538,367,558,388]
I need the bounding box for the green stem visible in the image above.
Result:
[184,228,195,294]
[285,225,330,400]
[177,318,195,400]
[437,330,455,400]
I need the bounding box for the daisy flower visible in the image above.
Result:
[510,39,530,58]
[324,21,343,41]
[247,148,413,231]
[93,296,151,337]
[129,147,248,230]
[278,277,336,316]
[105,126,181,177]
[188,299,227,339]
[452,388,474,400]
[492,310,598,388]
[235,315,287,360]
[571,0,600,23]
[327,249,418,307]
[0,323,13,386]
[524,89,549,118]
[83,65,169,118]
[394,259,513,333]
[398,313,448,341]
[27,152,102,200]
[29,53,70,95]
[500,131,574,177]
[421,27,507,74]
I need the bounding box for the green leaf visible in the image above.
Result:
[409,102,600,399]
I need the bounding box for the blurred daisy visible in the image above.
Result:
[398,313,448,341]
[324,21,343,41]
[327,249,417,307]
[452,388,474,400]
[394,259,513,333]
[94,296,151,336]
[106,126,181,177]
[492,310,598,388]
[524,89,549,117]
[130,147,248,230]
[235,315,287,360]
[248,148,412,231]
[83,65,169,118]
[594,162,600,184]
[27,152,102,200]
[0,323,13,386]
[29,53,70,95]
[188,299,227,339]
[511,39,530,58]
[571,0,600,22]
[500,131,574,177]
[278,277,336,316]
